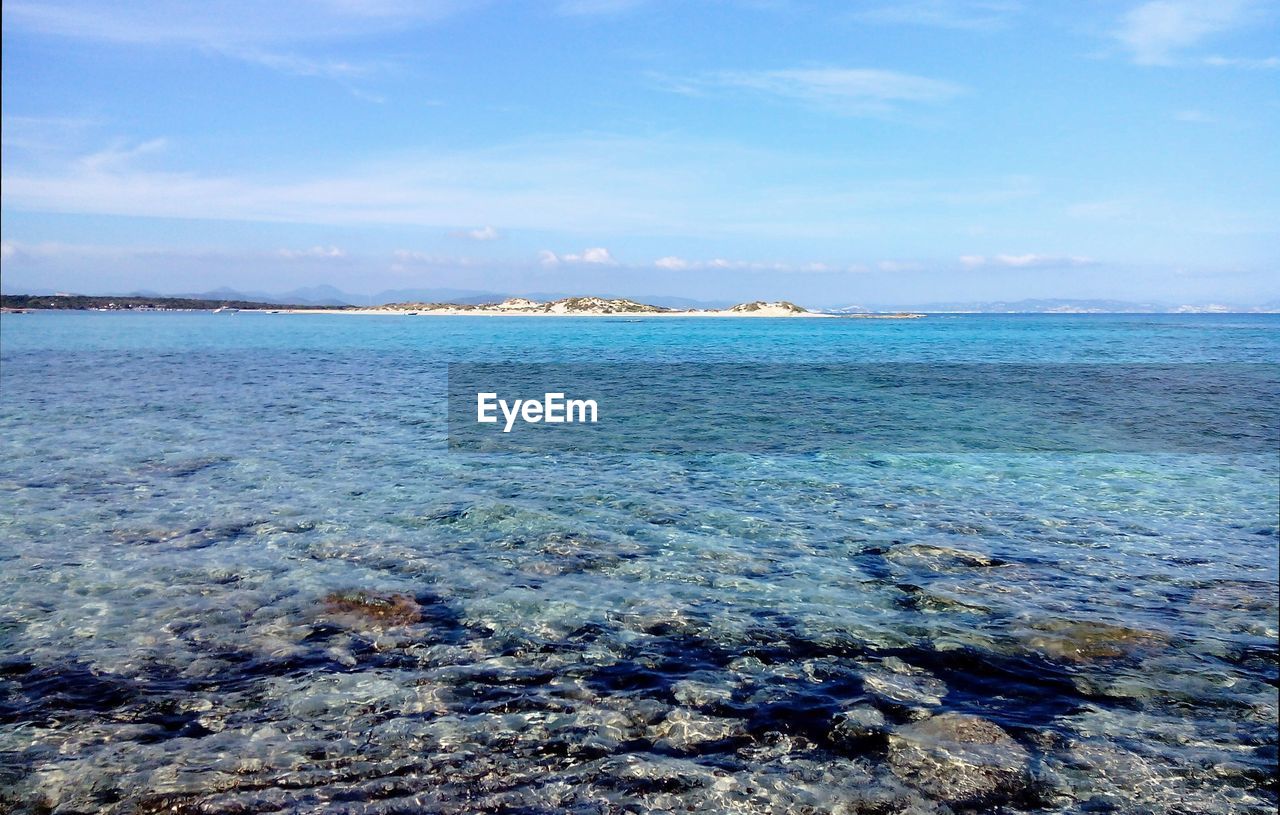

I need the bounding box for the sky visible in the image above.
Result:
[2,0,1278,307]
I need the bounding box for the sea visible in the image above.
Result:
[0,311,1276,814]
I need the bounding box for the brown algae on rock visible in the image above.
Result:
[1022,619,1168,663]
[322,590,423,627]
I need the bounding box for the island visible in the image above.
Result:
[287,297,924,318]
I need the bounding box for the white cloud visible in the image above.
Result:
[540,247,617,266]
[655,257,741,271]
[451,225,500,241]
[672,67,965,115]
[996,253,1086,267]
[580,247,616,264]
[0,242,16,261]
[1116,0,1257,65]
[278,245,346,259]
[961,253,1095,269]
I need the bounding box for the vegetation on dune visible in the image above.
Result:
[727,300,808,313]
[554,297,668,313]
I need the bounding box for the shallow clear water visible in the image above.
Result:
[1,312,1276,814]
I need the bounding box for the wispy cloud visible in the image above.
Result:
[225,48,382,80]
[540,247,617,266]
[1,132,1053,242]
[852,1,1022,32]
[1115,0,1259,65]
[878,260,926,272]
[960,253,1095,269]
[2,239,346,265]
[2,0,447,83]
[1202,54,1280,68]
[654,256,843,273]
[2,0,462,47]
[278,245,346,259]
[389,249,491,271]
[1174,108,1216,123]
[556,0,645,16]
[77,138,169,172]
[667,67,966,115]
[1064,195,1280,236]
[1,115,104,157]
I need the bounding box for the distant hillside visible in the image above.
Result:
[0,294,344,311]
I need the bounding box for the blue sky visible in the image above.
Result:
[2,0,1277,306]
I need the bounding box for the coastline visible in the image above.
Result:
[278,307,829,317]
[273,307,925,318]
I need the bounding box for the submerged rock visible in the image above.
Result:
[895,582,992,614]
[648,709,744,754]
[602,754,719,797]
[1191,579,1279,612]
[671,677,735,709]
[322,590,422,627]
[1021,619,1167,663]
[888,712,1032,808]
[884,542,1006,571]
[829,705,887,752]
[862,658,948,709]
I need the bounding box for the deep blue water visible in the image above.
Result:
[1,312,1277,814]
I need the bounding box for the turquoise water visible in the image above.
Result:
[1,312,1277,814]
